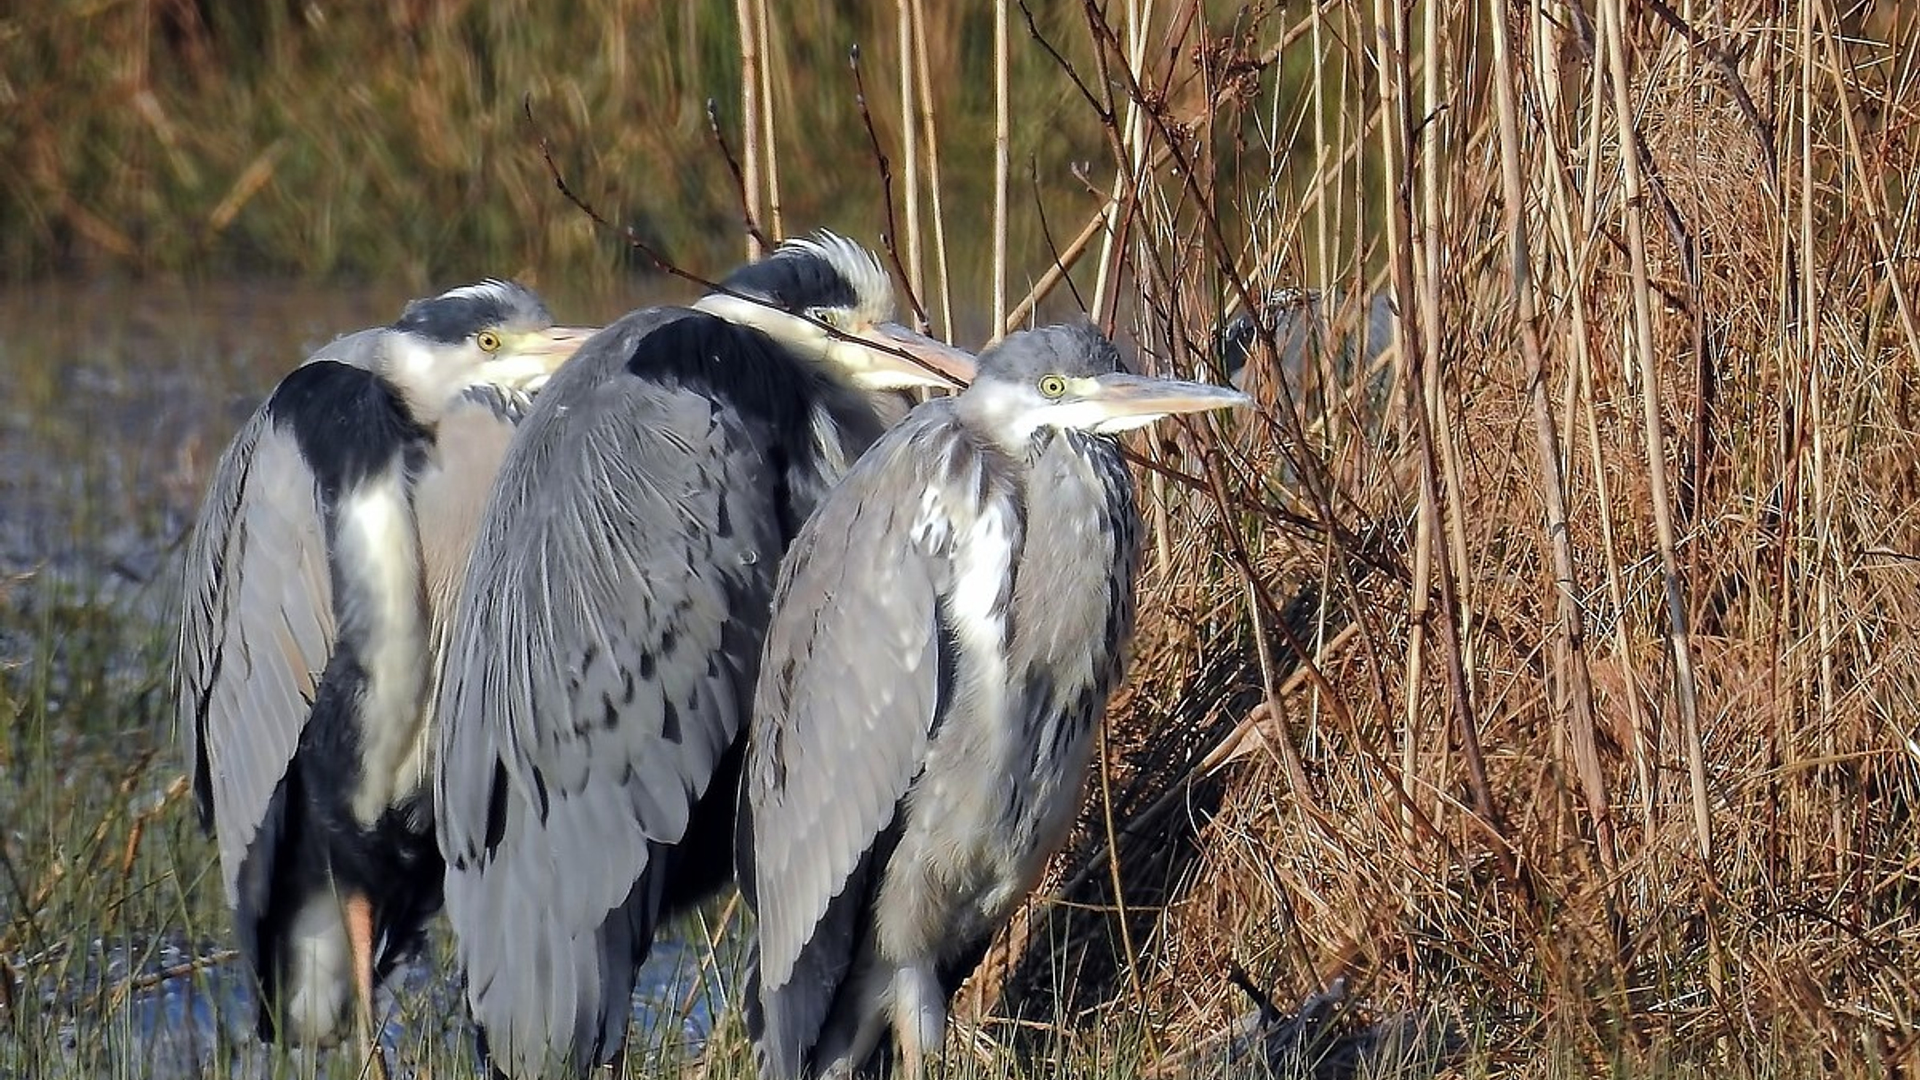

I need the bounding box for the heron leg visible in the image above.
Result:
[890,966,946,1080]
[343,892,390,1080]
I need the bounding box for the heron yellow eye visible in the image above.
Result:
[476,330,503,352]
[1038,374,1068,399]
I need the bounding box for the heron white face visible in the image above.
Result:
[821,310,978,391]
[382,326,593,421]
[380,280,597,422]
[1026,373,1251,434]
[692,232,978,390]
[958,325,1252,444]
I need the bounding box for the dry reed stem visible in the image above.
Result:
[1489,0,1619,890]
[986,1,1920,1068]
[1599,0,1715,876]
[897,0,923,312]
[16,4,1920,1072]
[1374,0,1501,859]
[993,0,1011,338]
[908,0,956,339]
[735,0,764,259]
[754,0,784,241]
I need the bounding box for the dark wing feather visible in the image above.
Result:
[435,310,829,1074]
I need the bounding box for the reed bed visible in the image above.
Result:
[978,2,1920,1077]
[1,0,1139,309]
[4,1,1919,1078]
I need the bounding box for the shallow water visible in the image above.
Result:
[15,930,728,1078]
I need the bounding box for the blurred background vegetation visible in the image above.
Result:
[0,0,1324,325]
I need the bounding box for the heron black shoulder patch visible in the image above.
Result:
[267,360,428,499]
[622,313,830,454]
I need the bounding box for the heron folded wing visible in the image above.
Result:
[744,409,1019,996]
[175,406,335,911]
[434,309,807,1072]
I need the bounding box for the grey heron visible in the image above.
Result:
[738,321,1250,1080]
[173,280,594,1070]
[432,233,977,1078]
[1216,286,1393,392]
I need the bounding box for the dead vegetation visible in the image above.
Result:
[922,2,1920,1076]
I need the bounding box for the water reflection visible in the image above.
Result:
[15,929,728,1078]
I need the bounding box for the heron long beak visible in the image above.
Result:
[851,321,978,390]
[524,324,601,365]
[1076,372,1253,433]
[485,324,600,392]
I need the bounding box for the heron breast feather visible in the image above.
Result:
[334,473,430,826]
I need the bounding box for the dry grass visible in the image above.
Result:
[0,0,1155,311]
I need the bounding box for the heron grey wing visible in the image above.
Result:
[747,412,994,995]
[435,320,790,1070]
[291,325,386,370]
[174,406,335,909]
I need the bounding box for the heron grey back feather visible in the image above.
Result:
[175,327,384,844]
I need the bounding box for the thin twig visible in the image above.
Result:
[96,949,241,1013]
[704,99,774,254]
[1638,0,1783,197]
[1029,156,1088,316]
[734,0,764,259]
[527,101,965,386]
[849,45,932,330]
[1017,0,1114,121]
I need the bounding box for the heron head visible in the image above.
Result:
[382,279,598,420]
[692,232,976,391]
[960,322,1252,443]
